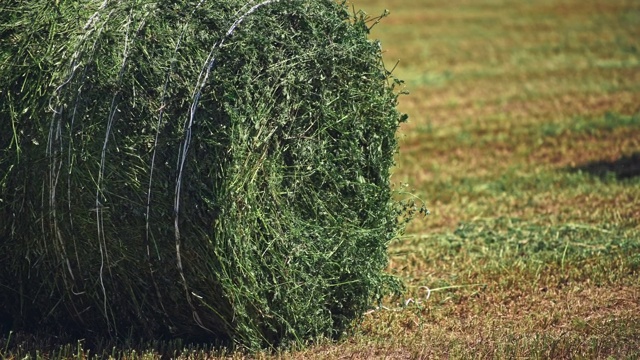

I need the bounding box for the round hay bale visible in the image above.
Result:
[0,0,409,350]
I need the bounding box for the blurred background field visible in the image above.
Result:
[2,0,639,358]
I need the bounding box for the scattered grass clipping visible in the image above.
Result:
[0,0,415,351]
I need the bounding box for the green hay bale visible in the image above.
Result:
[0,0,410,350]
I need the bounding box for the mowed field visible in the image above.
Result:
[2,0,639,358]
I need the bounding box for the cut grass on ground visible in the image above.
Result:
[2,0,639,358]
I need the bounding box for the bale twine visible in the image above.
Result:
[0,0,410,350]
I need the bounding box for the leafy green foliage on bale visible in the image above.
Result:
[0,0,413,350]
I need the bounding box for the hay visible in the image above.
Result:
[0,0,413,350]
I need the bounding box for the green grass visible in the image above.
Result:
[2,0,640,358]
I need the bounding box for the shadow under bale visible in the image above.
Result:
[0,0,416,351]
[568,152,640,180]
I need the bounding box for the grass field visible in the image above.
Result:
[2,0,639,358]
